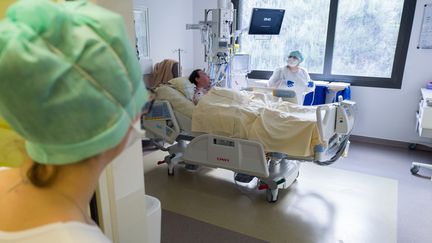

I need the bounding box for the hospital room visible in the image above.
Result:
[0,0,431,242]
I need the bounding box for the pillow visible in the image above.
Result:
[168,77,195,101]
[155,85,195,118]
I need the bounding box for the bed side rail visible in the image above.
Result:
[335,99,355,134]
[316,104,337,146]
[316,98,356,143]
[142,100,180,144]
[183,134,269,178]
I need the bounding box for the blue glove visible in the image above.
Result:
[286,80,294,87]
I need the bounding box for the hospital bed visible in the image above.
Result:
[142,85,355,202]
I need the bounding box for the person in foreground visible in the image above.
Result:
[0,0,148,242]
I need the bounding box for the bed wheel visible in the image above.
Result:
[410,165,419,175]
[409,143,417,150]
[266,189,278,203]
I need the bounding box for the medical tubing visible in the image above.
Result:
[205,9,213,63]
[308,90,315,106]
[150,139,169,151]
[225,63,231,88]
[313,134,350,166]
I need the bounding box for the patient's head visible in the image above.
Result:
[189,69,210,88]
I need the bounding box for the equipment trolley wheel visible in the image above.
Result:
[266,189,279,203]
[168,168,174,176]
[410,165,420,175]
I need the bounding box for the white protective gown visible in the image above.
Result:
[268,66,314,102]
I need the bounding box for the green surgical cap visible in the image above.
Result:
[0,0,148,165]
[289,50,304,63]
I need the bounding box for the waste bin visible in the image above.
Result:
[303,81,328,105]
[145,195,161,243]
[325,82,351,103]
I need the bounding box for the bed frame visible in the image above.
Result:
[142,93,355,202]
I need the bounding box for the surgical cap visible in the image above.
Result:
[0,0,148,165]
[289,50,304,63]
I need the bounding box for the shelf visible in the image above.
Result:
[421,88,432,100]
[418,89,432,138]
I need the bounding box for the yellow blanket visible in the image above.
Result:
[0,117,27,167]
[191,88,322,157]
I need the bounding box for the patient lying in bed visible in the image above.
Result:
[188,69,212,105]
[154,78,322,158]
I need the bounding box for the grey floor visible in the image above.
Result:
[146,140,432,243]
[161,210,268,243]
[329,140,432,243]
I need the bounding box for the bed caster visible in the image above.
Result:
[185,163,199,172]
[410,165,420,175]
[234,173,255,183]
[266,189,279,203]
[409,143,417,150]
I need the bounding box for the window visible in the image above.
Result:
[233,0,416,89]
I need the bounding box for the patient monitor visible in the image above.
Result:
[248,8,285,35]
[230,54,251,90]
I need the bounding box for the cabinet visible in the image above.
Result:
[417,88,432,138]
[411,88,432,177]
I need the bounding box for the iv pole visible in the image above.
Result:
[173,48,185,77]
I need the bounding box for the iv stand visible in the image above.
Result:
[173,48,185,77]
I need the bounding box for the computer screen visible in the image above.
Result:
[248,8,285,35]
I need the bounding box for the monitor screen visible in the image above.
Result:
[248,8,285,35]
[231,54,251,73]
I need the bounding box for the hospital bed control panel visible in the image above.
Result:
[142,101,180,144]
[336,100,355,134]
[145,102,171,119]
[213,138,235,147]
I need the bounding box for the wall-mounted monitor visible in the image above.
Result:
[248,8,285,35]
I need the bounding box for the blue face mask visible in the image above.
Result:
[287,57,299,67]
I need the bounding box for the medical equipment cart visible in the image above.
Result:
[411,88,432,177]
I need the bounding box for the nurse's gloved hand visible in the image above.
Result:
[286,80,295,87]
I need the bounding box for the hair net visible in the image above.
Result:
[0,0,148,165]
[289,50,304,63]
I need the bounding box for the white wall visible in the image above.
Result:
[95,0,135,41]
[134,0,195,76]
[193,0,432,144]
